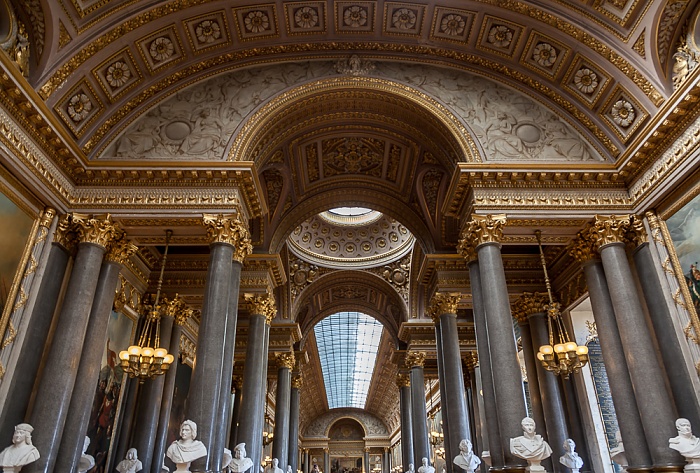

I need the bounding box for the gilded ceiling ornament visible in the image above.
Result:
[277,352,296,370]
[335,55,375,76]
[511,292,549,324]
[344,5,368,27]
[294,6,319,29]
[395,374,410,388]
[392,8,416,30]
[466,214,507,246]
[672,33,699,91]
[149,36,174,62]
[487,25,513,48]
[202,213,253,262]
[593,215,631,248]
[568,226,598,264]
[574,68,598,94]
[292,374,303,389]
[72,213,120,249]
[533,43,557,68]
[105,235,138,265]
[440,13,466,36]
[67,93,93,122]
[9,21,30,78]
[610,99,635,127]
[405,351,426,368]
[106,61,131,88]
[196,20,221,43]
[427,292,461,322]
[245,10,270,33]
[245,292,276,323]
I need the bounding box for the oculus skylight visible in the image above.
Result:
[314,311,384,409]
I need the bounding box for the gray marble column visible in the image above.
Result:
[398,375,415,471]
[466,215,527,472]
[238,293,275,473]
[273,353,294,470]
[304,449,309,473]
[593,216,684,470]
[560,375,591,473]
[152,300,190,473]
[434,323,451,471]
[633,240,700,429]
[325,449,331,473]
[429,293,470,473]
[216,259,244,459]
[55,237,135,473]
[528,311,569,473]
[465,258,503,469]
[569,230,652,470]
[229,376,243,451]
[0,214,69,443]
[289,375,302,472]
[26,214,119,473]
[363,449,370,473]
[407,352,430,467]
[463,355,482,465]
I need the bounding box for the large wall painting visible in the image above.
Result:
[0,191,34,322]
[86,309,136,473]
[667,193,700,317]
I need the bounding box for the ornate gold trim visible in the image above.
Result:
[405,350,426,368]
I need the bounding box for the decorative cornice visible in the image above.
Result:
[277,352,296,370]
[511,292,549,324]
[395,374,410,388]
[568,225,598,264]
[405,351,426,368]
[202,212,253,263]
[593,214,631,248]
[427,292,461,323]
[466,213,507,247]
[105,234,138,265]
[245,292,276,324]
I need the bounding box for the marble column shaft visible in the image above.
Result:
[435,325,452,471]
[580,259,652,469]
[363,450,369,473]
[598,242,683,468]
[289,379,301,472]
[633,242,700,428]
[304,450,309,473]
[477,242,528,470]
[273,362,292,469]
[187,242,234,472]
[409,361,430,466]
[325,450,331,473]
[0,242,70,443]
[560,376,590,473]
[133,314,174,473]
[26,242,107,473]
[515,320,546,438]
[437,312,471,473]
[238,312,271,473]
[467,366,483,467]
[216,260,243,459]
[229,379,243,451]
[55,258,123,473]
[399,382,415,470]
[152,318,184,473]
[528,312,569,473]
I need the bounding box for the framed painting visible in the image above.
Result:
[666,193,700,317]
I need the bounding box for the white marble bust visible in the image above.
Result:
[559,439,583,473]
[509,417,552,472]
[0,423,40,472]
[116,448,143,473]
[669,418,700,470]
[269,458,284,473]
[404,463,414,473]
[77,436,95,473]
[166,420,207,473]
[229,443,254,473]
[453,439,481,473]
[418,457,435,473]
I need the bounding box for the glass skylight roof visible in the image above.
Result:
[328,207,373,216]
[314,311,384,409]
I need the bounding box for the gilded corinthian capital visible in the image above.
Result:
[405,351,426,368]
[466,214,507,247]
[245,292,276,323]
[276,352,296,370]
[53,213,78,251]
[511,292,549,324]
[72,213,120,249]
[569,226,598,263]
[396,374,410,388]
[593,215,631,248]
[427,292,461,322]
[456,227,478,262]
[105,233,138,265]
[292,374,303,389]
[202,212,253,263]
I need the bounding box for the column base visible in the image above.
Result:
[651,465,686,473]
[500,467,526,473]
[626,467,653,473]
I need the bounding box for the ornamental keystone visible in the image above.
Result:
[245,292,276,323]
[427,292,461,323]
[202,212,253,263]
[396,374,410,388]
[276,352,296,370]
[405,351,426,368]
[511,292,549,324]
[569,226,598,263]
[72,213,120,249]
[593,214,631,248]
[466,214,507,247]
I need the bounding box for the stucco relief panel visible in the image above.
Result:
[304,409,389,437]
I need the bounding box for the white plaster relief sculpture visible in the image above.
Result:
[0,423,40,472]
[559,439,583,473]
[166,420,207,473]
[77,436,95,473]
[509,417,552,472]
[609,431,627,472]
[229,443,254,473]
[269,458,284,473]
[453,439,481,473]
[103,62,601,164]
[418,457,435,473]
[116,448,143,473]
[669,418,700,471]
